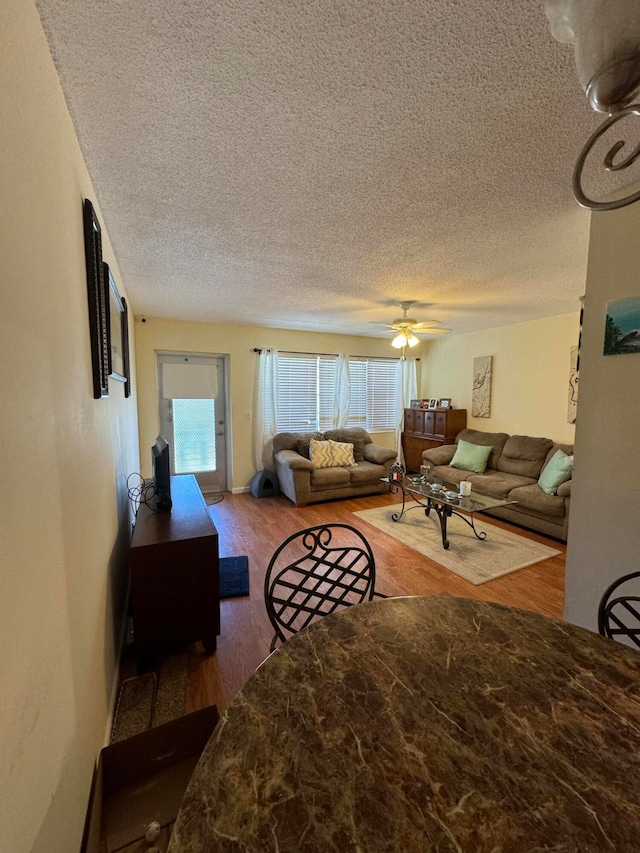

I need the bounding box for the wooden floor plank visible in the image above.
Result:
[181,490,565,715]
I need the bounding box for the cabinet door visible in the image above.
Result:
[434,411,447,437]
[402,435,426,472]
[404,408,416,433]
[423,411,434,436]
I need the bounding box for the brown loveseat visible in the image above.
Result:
[274,427,397,506]
[422,428,573,541]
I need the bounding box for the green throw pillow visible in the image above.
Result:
[450,439,493,474]
[538,450,573,495]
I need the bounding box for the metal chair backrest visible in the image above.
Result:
[264,523,378,651]
[598,570,640,648]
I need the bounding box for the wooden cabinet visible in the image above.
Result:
[129,474,219,668]
[402,408,467,472]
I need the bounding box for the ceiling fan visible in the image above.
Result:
[382,301,452,348]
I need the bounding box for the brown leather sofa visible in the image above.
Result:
[274,427,397,506]
[422,428,573,541]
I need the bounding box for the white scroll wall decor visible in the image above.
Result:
[567,346,579,424]
[472,356,492,418]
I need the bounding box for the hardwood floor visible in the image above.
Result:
[185,490,565,715]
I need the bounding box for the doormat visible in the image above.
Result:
[353,505,560,585]
[220,556,250,598]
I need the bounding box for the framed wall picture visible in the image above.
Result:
[438,398,452,409]
[472,355,493,417]
[104,262,132,397]
[83,199,109,398]
[121,297,132,398]
[604,297,640,355]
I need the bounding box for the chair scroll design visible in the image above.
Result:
[598,570,640,648]
[264,523,382,652]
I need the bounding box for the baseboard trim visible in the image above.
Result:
[232,486,251,494]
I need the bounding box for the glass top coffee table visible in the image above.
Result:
[383,477,516,550]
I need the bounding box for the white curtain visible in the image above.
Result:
[395,357,417,464]
[333,353,351,428]
[253,348,279,471]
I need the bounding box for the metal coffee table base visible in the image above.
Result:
[391,487,487,550]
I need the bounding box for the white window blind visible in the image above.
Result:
[348,358,398,431]
[273,354,337,433]
[262,352,399,434]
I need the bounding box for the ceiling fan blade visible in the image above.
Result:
[410,321,443,330]
[417,327,452,335]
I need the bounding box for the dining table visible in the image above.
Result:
[168,595,640,852]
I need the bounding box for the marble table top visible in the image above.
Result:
[169,596,640,852]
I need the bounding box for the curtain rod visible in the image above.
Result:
[253,348,419,362]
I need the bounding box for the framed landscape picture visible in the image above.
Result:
[604,297,640,355]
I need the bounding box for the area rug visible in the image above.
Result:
[220,555,250,598]
[353,504,560,585]
[151,653,189,728]
[110,672,156,743]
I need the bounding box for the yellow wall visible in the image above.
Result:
[135,318,410,488]
[565,205,640,630]
[0,3,139,851]
[420,313,580,443]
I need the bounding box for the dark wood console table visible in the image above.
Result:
[402,407,467,472]
[129,474,219,668]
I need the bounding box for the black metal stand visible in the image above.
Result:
[389,482,487,550]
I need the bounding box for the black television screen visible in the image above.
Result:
[151,435,172,512]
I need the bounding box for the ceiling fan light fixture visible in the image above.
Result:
[406,332,419,348]
[544,0,640,210]
[391,332,408,349]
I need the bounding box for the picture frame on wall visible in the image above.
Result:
[121,297,132,398]
[104,262,132,397]
[83,199,109,398]
[438,398,452,409]
[604,297,640,355]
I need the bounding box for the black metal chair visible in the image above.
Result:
[264,523,384,652]
[598,570,640,648]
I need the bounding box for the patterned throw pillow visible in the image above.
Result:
[329,440,356,467]
[331,434,365,462]
[351,438,365,463]
[309,439,334,468]
[295,433,322,459]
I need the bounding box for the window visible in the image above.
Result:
[273,354,337,433]
[348,358,398,431]
[172,398,217,473]
[266,353,399,434]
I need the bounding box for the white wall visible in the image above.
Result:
[420,313,580,444]
[134,318,412,488]
[564,205,640,630]
[0,2,139,851]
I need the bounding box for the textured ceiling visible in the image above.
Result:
[35,0,608,338]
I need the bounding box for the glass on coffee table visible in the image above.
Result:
[384,475,516,550]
